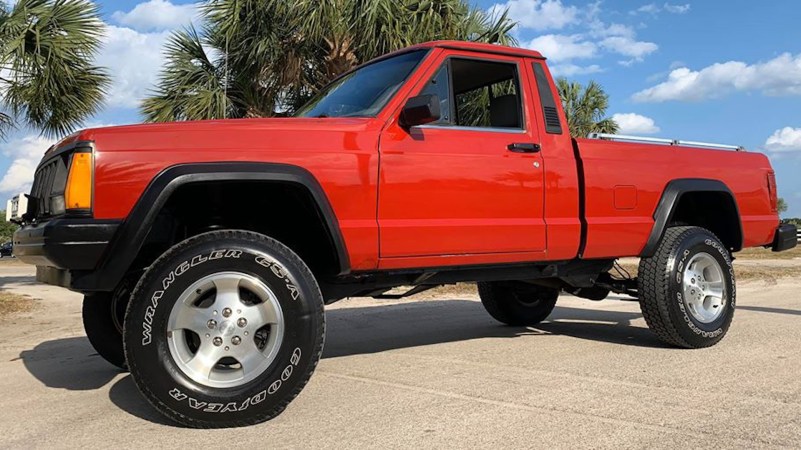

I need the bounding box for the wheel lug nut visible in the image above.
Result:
[207,319,217,329]
[232,336,241,345]
[222,308,232,318]
[213,337,223,346]
[237,318,247,328]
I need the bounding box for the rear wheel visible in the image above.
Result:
[123,230,325,428]
[478,281,559,326]
[638,226,736,348]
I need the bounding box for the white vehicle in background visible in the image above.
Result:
[6,193,28,222]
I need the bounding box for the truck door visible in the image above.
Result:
[377,52,546,259]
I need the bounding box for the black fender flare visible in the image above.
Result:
[640,178,743,257]
[73,162,350,292]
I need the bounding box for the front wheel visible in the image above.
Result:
[124,230,325,428]
[638,226,736,348]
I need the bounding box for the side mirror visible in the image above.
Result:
[399,94,441,128]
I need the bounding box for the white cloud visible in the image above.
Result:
[764,127,801,153]
[0,135,55,195]
[611,113,661,134]
[633,53,801,102]
[633,3,660,15]
[98,26,172,108]
[663,3,691,14]
[524,34,597,62]
[519,4,658,69]
[489,0,578,31]
[600,36,658,59]
[111,0,199,32]
[631,3,690,15]
[549,64,602,77]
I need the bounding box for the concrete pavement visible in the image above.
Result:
[1,264,800,448]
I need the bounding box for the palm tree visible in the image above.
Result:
[0,0,109,140]
[141,0,515,121]
[778,197,788,215]
[556,78,618,138]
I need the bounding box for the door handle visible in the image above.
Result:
[507,143,541,153]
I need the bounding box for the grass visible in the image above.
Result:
[0,291,35,317]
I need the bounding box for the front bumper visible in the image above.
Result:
[13,219,121,286]
[771,223,798,252]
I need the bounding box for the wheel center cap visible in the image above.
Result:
[219,320,236,337]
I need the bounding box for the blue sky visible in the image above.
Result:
[2,0,801,216]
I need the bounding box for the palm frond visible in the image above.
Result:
[144,0,518,120]
[140,27,233,122]
[0,0,109,139]
[557,77,618,138]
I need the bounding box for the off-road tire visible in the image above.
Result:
[82,276,137,370]
[638,226,736,348]
[123,230,325,428]
[478,281,559,326]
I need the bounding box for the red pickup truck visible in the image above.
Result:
[11,41,796,427]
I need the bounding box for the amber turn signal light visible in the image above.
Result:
[65,152,93,210]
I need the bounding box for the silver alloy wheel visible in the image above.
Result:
[167,272,284,388]
[681,252,727,324]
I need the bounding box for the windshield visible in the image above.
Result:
[295,49,428,118]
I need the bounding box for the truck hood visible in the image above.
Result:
[67,117,377,155]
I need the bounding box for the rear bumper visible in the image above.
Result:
[13,218,120,281]
[771,224,798,252]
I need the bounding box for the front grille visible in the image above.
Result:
[26,154,69,220]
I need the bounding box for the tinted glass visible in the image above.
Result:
[296,50,428,118]
[419,65,451,123]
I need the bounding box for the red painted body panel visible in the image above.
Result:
[378,50,547,259]
[575,138,777,258]
[70,41,779,274]
[82,118,383,271]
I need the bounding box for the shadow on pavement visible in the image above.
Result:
[108,376,174,426]
[19,298,665,426]
[738,305,801,316]
[0,275,39,287]
[18,336,121,390]
[322,299,666,358]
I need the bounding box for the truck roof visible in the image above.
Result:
[405,40,545,60]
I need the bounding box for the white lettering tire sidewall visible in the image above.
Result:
[123,232,324,427]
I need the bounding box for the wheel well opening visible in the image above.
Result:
[130,181,342,281]
[670,191,743,251]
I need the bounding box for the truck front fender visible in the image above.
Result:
[73,162,350,292]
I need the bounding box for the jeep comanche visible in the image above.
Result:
[10,41,797,428]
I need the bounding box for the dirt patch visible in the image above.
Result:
[736,246,801,260]
[0,291,36,317]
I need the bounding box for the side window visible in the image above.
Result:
[419,65,451,123]
[451,58,523,129]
